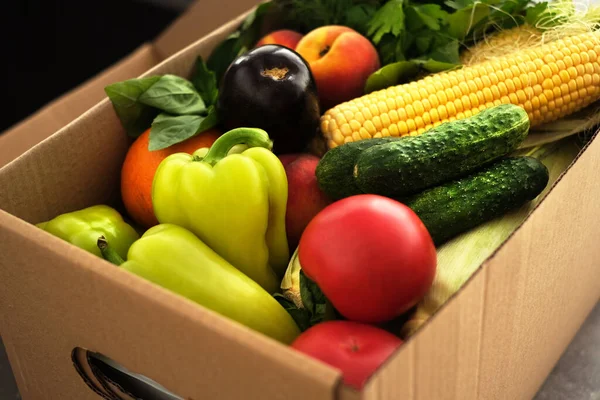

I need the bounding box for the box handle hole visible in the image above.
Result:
[71,347,185,400]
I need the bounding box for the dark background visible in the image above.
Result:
[1,0,191,134]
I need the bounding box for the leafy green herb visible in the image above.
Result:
[415,58,461,72]
[367,0,405,44]
[446,3,490,39]
[377,34,407,65]
[425,37,461,64]
[148,114,203,151]
[408,4,448,31]
[104,76,161,138]
[138,75,206,115]
[525,1,562,28]
[191,56,219,107]
[344,3,380,34]
[148,106,219,151]
[364,60,419,93]
[206,32,244,85]
[299,270,334,326]
[273,0,355,31]
[273,294,312,331]
[207,1,275,82]
[273,269,336,331]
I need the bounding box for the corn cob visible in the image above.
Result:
[319,31,600,149]
[460,24,544,66]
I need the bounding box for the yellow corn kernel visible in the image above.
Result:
[320,31,600,148]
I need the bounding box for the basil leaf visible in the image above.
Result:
[197,105,220,134]
[138,75,206,115]
[416,58,460,72]
[191,56,219,107]
[104,76,161,138]
[365,61,420,93]
[148,114,203,151]
[147,105,218,151]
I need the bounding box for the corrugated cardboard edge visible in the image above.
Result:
[3,1,598,399]
[354,130,600,400]
[0,209,342,400]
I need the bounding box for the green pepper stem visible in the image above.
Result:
[199,127,273,165]
[97,236,125,266]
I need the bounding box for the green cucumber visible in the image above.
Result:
[404,156,549,246]
[315,137,401,200]
[354,104,530,198]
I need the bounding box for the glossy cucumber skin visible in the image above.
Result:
[354,104,530,198]
[403,156,549,246]
[316,137,401,200]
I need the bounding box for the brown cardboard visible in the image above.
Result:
[358,134,600,400]
[0,12,342,400]
[1,3,599,400]
[0,0,262,168]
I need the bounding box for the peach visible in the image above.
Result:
[279,153,332,252]
[255,29,304,50]
[295,26,380,110]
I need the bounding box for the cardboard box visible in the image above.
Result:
[0,0,262,168]
[1,5,599,400]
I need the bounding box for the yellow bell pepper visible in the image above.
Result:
[151,128,289,294]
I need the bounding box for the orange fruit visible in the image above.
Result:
[121,127,222,229]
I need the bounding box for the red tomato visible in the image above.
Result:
[291,320,403,389]
[298,194,437,323]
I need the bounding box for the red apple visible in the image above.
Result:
[295,26,380,110]
[279,153,332,252]
[255,29,304,50]
[291,320,403,390]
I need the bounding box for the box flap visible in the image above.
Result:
[0,210,341,400]
[355,133,600,400]
[152,0,262,60]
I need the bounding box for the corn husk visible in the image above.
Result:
[277,248,336,331]
[400,136,584,338]
[280,247,304,309]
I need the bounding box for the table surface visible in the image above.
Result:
[0,301,598,399]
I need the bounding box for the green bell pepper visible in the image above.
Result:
[151,128,289,294]
[113,223,300,344]
[37,205,139,260]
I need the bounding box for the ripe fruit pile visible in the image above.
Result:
[35,0,600,391]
